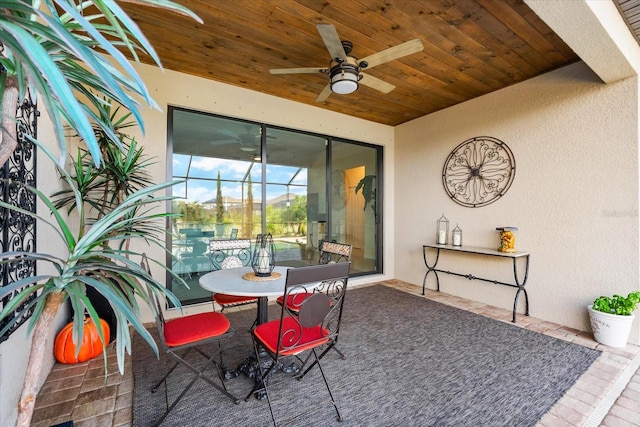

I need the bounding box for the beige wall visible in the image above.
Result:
[394,61,640,344]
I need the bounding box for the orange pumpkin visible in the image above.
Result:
[54,318,110,364]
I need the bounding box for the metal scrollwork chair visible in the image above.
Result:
[276,241,352,359]
[141,255,239,427]
[209,239,259,313]
[245,262,351,426]
[317,241,353,265]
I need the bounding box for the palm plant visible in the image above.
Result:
[0,142,185,426]
[0,1,201,426]
[51,102,154,238]
[0,0,201,167]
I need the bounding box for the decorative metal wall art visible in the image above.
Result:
[0,90,38,344]
[442,136,515,208]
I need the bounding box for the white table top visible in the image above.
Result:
[199,266,291,297]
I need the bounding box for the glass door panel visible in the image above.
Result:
[331,141,378,275]
[264,128,326,267]
[169,110,263,304]
[168,108,381,306]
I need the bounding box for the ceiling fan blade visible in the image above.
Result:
[270,67,326,75]
[315,84,332,102]
[359,39,424,69]
[360,73,396,94]
[317,23,347,61]
[210,129,240,141]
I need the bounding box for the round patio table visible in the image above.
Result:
[199,265,291,325]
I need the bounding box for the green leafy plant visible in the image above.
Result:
[592,291,640,316]
[0,142,185,426]
[216,170,225,223]
[51,102,154,242]
[355,175,376,213]
[0,2,202,426]
[0,0,201,168]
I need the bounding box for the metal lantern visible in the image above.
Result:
[252,233,275,277]
[452,224,463,247]
[436,214,449,245]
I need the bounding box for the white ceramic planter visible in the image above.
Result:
[588,305,635,348]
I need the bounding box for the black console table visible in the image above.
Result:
[422,244,530,323]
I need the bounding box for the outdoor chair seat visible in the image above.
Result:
[214,293,259,307]
[253,315,330,356]
[163,312,230,346]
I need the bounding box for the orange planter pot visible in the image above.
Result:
[54,318,110,364]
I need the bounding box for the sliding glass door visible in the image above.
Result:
[168,107,381,305]
[330,140,379,275]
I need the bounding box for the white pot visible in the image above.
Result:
[588,305,635,348]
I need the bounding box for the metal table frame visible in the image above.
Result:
[422,244,530,323]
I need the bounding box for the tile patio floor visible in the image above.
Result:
[31,280,640,427]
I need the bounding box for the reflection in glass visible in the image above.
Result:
[168,108,380,305]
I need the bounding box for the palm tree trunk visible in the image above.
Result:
[15,290,66,427]
[0,75,20,166]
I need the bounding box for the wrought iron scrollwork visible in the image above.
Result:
[442,136,515,208]
[0,89,38,344]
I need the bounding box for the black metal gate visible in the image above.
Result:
[0,91,38,343]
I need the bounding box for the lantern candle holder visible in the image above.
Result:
[452,224,463,246]
[252,233,275,276]
[436,214,449,245]
[496,227,518,253]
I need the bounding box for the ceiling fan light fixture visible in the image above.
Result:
[330,64,360,95]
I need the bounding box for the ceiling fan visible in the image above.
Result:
[270,23,424,102]
[211,126,275,152]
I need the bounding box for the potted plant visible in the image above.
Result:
[51,103,154,339]
[0,142,185,425]
[0,3,200,426]
[588,291,640,347]
[355,175,376,213]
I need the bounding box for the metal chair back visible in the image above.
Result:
[209,238,251,271]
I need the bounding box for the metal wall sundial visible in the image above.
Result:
[442,136,515,208]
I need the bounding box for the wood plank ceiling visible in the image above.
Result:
[616,0,640,45]
[121,0,579,126]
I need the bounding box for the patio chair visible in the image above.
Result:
[179,233,211,278]
[229,228,238,239]
[245,262,351,426]
[317,241,352,265]
[276,241,352,359]
[141,255,239,426]
[209,239,259,314]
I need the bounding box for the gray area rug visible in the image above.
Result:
[132,285,601,426]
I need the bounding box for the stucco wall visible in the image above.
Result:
[394,61,640,344]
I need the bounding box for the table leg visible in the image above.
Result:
[422,246,441,295]
[256,295,269,325]
[511,255,530,322]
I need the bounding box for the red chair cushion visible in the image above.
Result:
[254,316,330,356]
[213,293,258,306]
[275,292,313,312]
[163,312,230,347]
